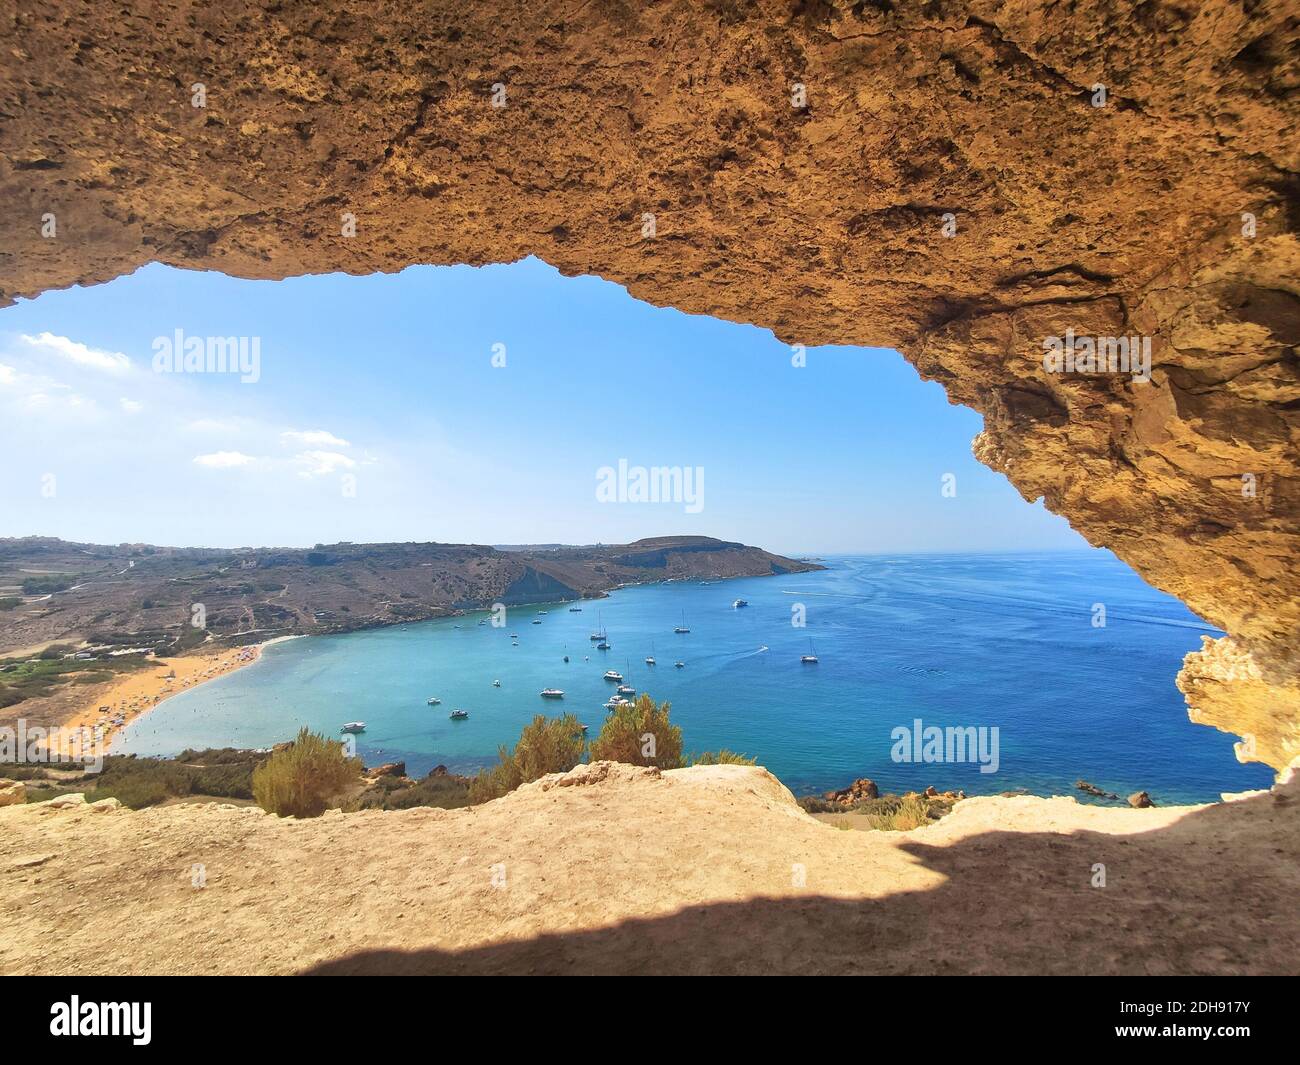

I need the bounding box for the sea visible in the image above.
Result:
[114,551,1277,804]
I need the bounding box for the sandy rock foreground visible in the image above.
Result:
[1,762,1296,975]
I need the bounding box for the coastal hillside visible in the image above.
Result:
[0,536,819,656]
[1,761,1294,975]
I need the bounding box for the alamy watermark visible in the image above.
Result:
[152,329,261,383]
[1042,329,1151,383]
[596,459,704,514]
[890,718,1000,774]
[1,720,104,772]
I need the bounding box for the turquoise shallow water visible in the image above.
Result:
[115,552,1276,803]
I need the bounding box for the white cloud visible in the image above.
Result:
[21,332,131,374]
[120,398,143,414]
[0,363,15,385]
[193,451,256,469]
[294,450,356,477]
[282,428,350,448]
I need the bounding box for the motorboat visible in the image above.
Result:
[340,721,366,733]
[603,670,623,682]
[540,688,565,699]
[449,709,469,720]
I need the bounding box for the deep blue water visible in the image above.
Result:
[115,552,1276,804]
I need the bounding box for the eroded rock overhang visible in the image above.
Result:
[1,1,1295,770]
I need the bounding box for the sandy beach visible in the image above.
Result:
[69,644,265,751]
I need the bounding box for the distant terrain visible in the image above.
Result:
[0,535,820,656]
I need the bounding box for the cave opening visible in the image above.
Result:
[0,257,1276,801]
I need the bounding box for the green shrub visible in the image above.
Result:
[98,776,172,809]
[862,794,934,831]
[589,694,684,769]
[22,576,74,595]
[468,714,587,803]
[691,749,757,766]
[0,596,21,610]
[252,729,362,817]
[348,769,473,811]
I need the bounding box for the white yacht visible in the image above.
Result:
[540,688,565,699]
[340,721,366,733]
[603,670,624,683]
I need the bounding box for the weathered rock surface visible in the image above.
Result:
[0,2,1295,767]
[824,777,880,805]
[0,779,25,806]
[1,762,1296,974]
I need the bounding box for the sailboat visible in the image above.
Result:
[801,639,819,664]
[617,659,635,697]
[645,640,656,666]
[673,610,690,635]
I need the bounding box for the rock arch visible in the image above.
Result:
[2,1,1295,770]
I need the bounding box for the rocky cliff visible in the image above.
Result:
[0,1,1295,769]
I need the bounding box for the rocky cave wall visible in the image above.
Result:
[1,0,1296,771]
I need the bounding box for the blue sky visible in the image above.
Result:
[0,257,1085,555]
